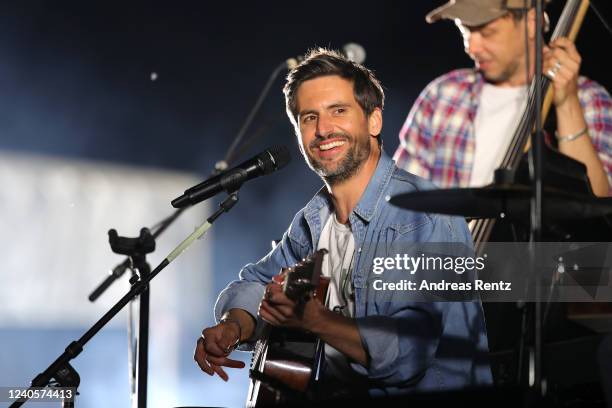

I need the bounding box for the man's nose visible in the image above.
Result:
[467,33,482,59]
[315,114,334,137]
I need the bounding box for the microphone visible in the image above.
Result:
[286,42,367,69]
[171,145,291,208]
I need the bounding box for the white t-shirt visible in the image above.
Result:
[317,213,355,317]
[316,213,359,382]
[470,83,528,186]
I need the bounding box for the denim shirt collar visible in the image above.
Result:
[302,150,395,244]
[353,150,395,222]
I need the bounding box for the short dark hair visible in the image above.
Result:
[283,48,385,127]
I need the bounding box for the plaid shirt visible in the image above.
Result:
[393,68,612,189]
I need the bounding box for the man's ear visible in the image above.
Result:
[368,107,383,138]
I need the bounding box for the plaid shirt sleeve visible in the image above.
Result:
[577,77,612,189]
[393,70,479,188]
[393,84,436,180]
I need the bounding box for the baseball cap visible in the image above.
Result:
[426,0,547,26]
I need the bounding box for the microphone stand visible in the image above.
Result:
[88,56,290,300]
[9,193,239,408]
[107,228,156,408]
[214,61,289,172]
[525,0,545,403]
[88,209,185,302]
[82,56,290,408]
[88,209,184,408]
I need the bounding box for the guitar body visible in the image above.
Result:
[246,249,329,408]
[246,328,325,407]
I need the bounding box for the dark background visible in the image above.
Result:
[1,0,611,308]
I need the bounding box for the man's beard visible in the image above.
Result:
[305,131,371,185]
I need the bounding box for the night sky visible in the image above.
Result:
[1,0,611,335]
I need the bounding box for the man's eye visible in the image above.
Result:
[303,115,316,123]
[334,108,346,114]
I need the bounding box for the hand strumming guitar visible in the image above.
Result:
[258,271,327,332]
[259,270,368,367]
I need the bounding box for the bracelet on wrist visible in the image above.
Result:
[555,126,588,143]
[219,317,242,348]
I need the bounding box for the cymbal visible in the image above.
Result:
[387,183,612,220]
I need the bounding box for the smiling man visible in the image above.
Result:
[194,49,491,401]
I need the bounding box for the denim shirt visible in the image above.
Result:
[214,151,492,396]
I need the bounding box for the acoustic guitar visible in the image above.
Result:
[246,249,330,407]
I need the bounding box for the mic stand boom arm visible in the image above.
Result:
[9,193,240,408]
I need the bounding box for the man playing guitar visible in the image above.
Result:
[194,49,492,400]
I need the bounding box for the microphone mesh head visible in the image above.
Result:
[343,43,366,64]
[261,145,291,174]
